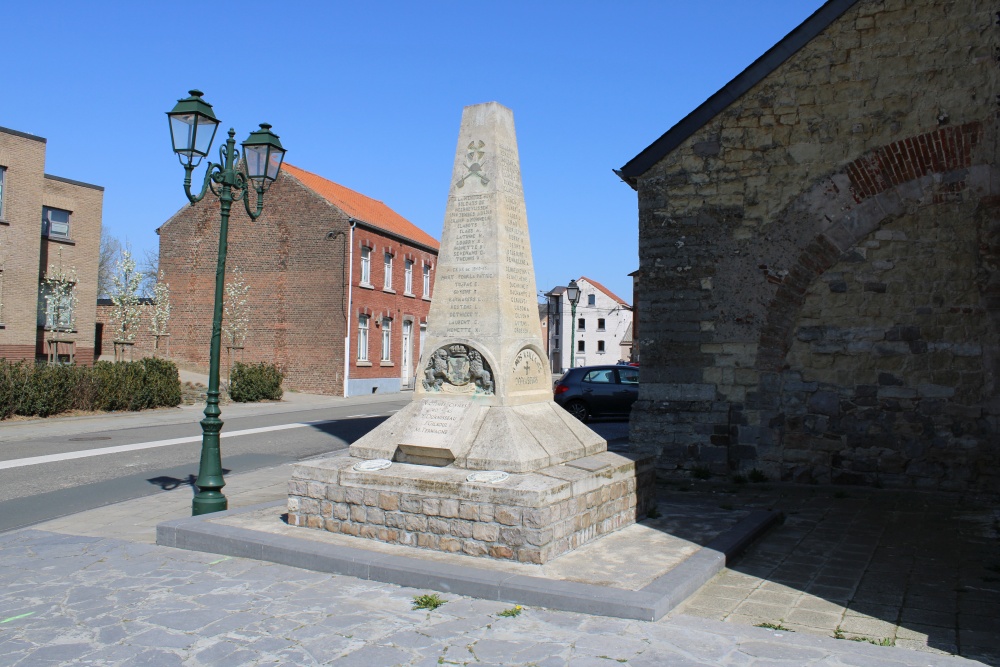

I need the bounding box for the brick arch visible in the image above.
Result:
[755,122,988,373]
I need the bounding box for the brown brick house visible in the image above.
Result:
[158,163,438,396]
[0,126,104,365]
[617,0,998,490]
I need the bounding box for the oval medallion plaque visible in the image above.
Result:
[353,458,393,472]
[466,470,510,484]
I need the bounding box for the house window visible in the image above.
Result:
[404,259,414,294]
[577,318,585,331]
[42,207,71,239]
[381,318,392,361]
[597,318,606,331]
[0,167,6,220]
[360,247,371,285]
[357,315,369,360]
[577,340,585,353]
[597,340,605,353]
[383,252,393,290]
[423,263,431,297]
[588,294,596,306]
[37,282,76,331]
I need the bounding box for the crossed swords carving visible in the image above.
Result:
[456,140,490,188]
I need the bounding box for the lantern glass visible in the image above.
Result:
[241,123,285,188]
[166,90,219,167]
[566,280,580,305]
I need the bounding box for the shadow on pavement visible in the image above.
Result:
[656,479,1000,666]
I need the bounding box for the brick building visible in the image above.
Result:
[158,163,439,396]
[0,126,104,365]
[617,0,999,490]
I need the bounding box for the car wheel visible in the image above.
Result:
[566,400,589,422]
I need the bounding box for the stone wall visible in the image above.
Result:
[630,0,999,490]
[288,452,655,564]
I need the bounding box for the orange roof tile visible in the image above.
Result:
[282,163,439,250]
[580,276,631,307]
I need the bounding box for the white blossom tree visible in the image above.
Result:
[41,248,78,363]
[109,248,144,360]
[150,270,171,357]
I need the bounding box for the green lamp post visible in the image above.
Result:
[566,279,580,369]
[166,90,286,516]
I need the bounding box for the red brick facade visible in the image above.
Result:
[157,164,438,396]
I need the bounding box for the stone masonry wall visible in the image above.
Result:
[288,457,656,564]
[631,0,999,489]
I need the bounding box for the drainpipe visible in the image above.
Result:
[345,219,357,397]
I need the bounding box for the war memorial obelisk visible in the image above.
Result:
[288,103,652,563]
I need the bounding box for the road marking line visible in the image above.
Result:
[0,419,342,471]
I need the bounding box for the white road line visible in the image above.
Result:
[0,419,342,471]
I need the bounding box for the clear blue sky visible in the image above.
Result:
[4,1,826,303]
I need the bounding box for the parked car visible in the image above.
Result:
[553,365,639,422]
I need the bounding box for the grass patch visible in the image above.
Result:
[412,593,446,610]
[755,621,793,632]
[748,468,767,483]
[497,605,522,618]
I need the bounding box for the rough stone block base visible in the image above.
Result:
[288,452,655,564]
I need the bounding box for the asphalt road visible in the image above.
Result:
[0,396,410,534]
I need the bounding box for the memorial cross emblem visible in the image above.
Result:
[456,140,490,188]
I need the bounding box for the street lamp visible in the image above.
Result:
[166,90,286,516]
[566,279,580,369]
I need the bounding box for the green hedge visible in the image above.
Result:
[0,358,181,419]
[229,361,283,402]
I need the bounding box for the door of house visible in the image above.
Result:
[401,320,413,389]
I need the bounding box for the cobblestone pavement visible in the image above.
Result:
[0,528,982,667]
[668,482,1000,666]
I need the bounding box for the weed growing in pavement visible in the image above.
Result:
[412,593,446,610]
[748,468,767,483]
[755,621,793,632]
[646,506,662,519]
[692,466,712,480]
[731,474,748,485]
[498,605,522,618]
[832,627,846,639]
[853,636,895,646]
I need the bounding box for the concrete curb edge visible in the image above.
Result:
[156,502,781,621]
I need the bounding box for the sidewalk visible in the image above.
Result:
[0,406,996,665]
[0,466,1000,667]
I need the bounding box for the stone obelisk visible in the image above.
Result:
[349,102,603,472]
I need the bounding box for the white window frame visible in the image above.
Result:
[404,259,414,295]
[360,247,371,285]
[42,206,71,240]
[0,166,6,221]
[357,315,369,361]
[381,318,392,361]
[383,252,393,290]
[423,263,431,298]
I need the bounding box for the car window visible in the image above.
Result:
[618,368,638,384]
[583,369,614,384]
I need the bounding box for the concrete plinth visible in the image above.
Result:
[288,451,655,564]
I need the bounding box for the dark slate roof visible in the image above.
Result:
[616,0,861,189]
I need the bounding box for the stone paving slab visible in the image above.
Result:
[0,528,982,666]
[156,499,780,621]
